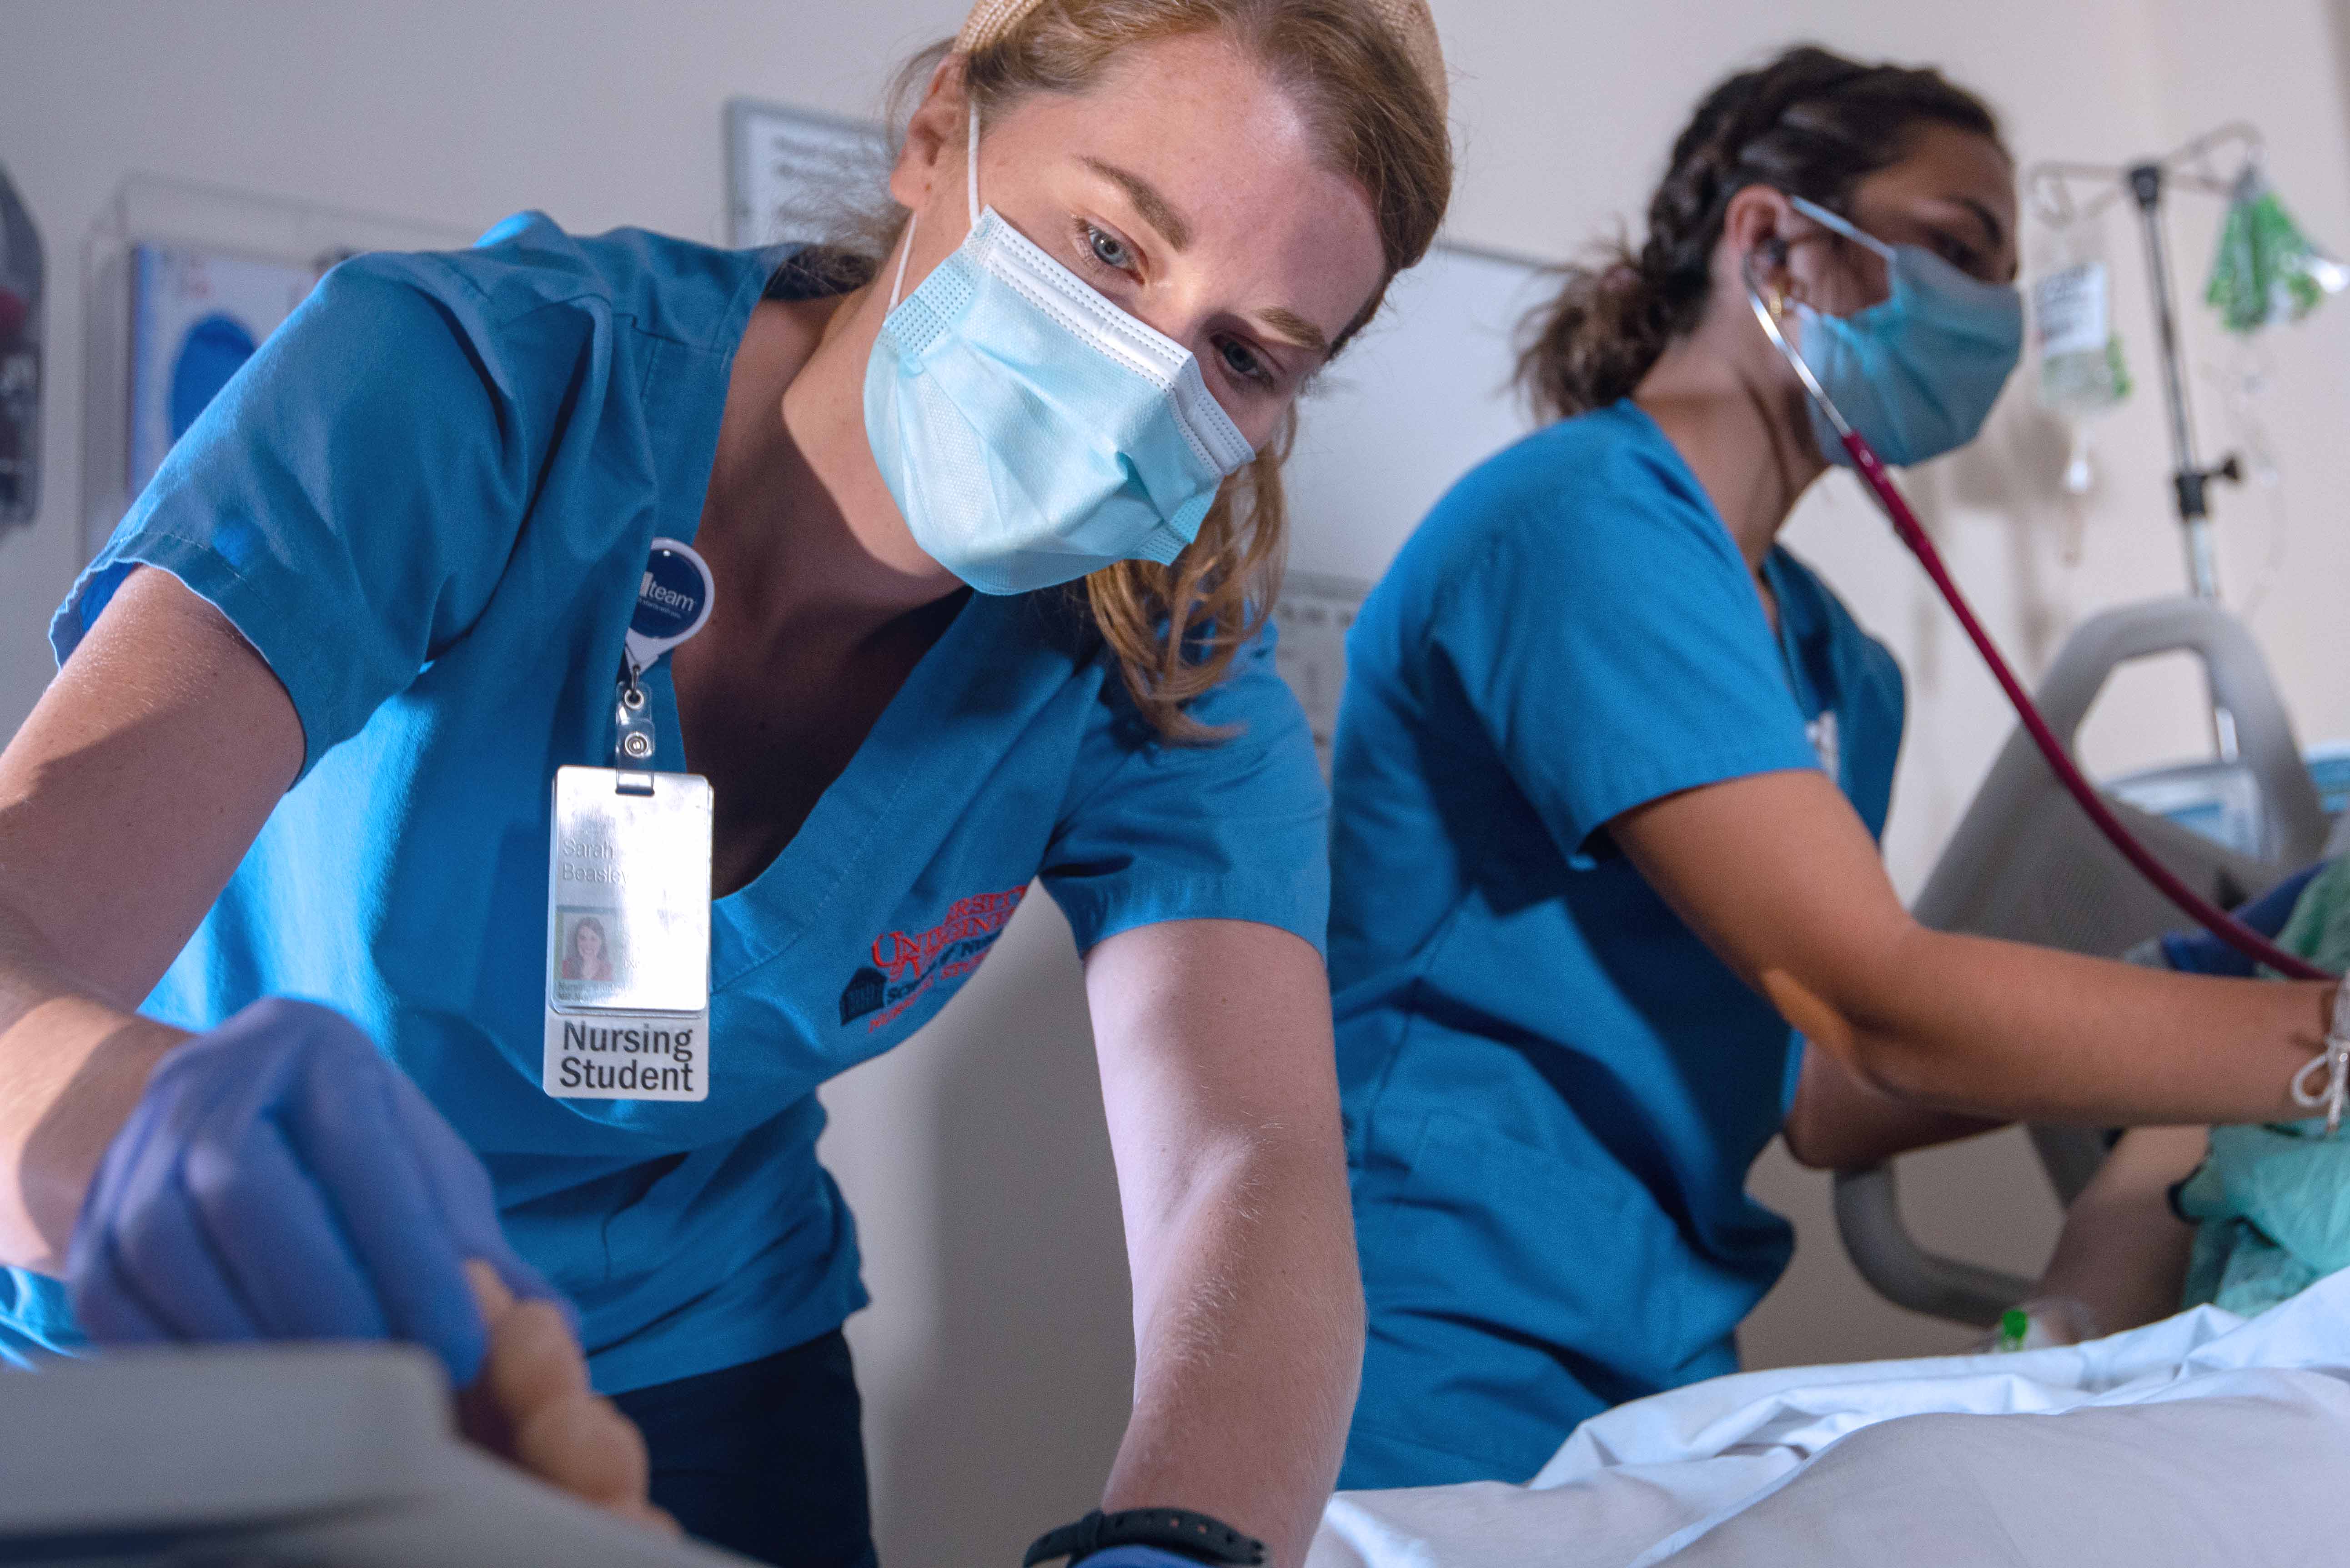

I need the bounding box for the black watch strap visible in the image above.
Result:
[1023,1508,1267,1567]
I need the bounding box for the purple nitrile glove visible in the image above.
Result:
[67,996,564,1386]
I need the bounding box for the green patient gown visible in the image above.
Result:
[2178,855,2350,1315]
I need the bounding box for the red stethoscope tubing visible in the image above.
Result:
[1841,432,2332,980]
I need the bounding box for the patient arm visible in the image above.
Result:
[2028,1126,2207,1337]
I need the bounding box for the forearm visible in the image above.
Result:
[0,911,182,1271]
[1618,773,2333,1133]
[1823,926,2328,1125]
[0,568,304,1272]
[1107,1133,1361,1568]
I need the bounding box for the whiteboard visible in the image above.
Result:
[1272,243,1553,760]
[1283,242,1551,583]
[724,99,889,249]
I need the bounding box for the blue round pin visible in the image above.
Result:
[625,538,715,671]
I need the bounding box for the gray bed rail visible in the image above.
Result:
[1833,597,2326,1325]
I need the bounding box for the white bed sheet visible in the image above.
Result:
[1312,1266,2350,1567]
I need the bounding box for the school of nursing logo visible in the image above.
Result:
[840,886,1028,1031]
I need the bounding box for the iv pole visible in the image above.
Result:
[2027,124,2257,754]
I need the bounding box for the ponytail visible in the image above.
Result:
[1516,44,2003,422]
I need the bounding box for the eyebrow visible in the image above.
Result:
[1082,157,1192,250]
[1080,156,1335,359]
[1948,194,2007,255]
[1257,306,1331,357]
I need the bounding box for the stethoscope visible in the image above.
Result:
[1742,251,2333,984]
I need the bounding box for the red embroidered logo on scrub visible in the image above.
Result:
[839,886,1027,1031]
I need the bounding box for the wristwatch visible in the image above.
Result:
[1024,1508,1267,1566]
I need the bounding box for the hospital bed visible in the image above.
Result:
[1836,594,2333,1325]
[0,1344,752,1567]
[1311,1264,2350,1567]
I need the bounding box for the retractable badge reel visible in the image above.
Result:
[544,539,718,1103]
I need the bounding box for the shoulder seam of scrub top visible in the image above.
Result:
[1046,868,1329,958]
[426,268,751,357]
[395,238,781,357]
[1409,442,1749,677]
[1405,440,1813,855]
[1414,407,1746,644]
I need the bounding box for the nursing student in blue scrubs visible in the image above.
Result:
[0,2,1454,1563]
[1332,45,2347,1490]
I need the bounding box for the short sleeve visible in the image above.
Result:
[51,254,563,779]
[1041,626,1330,956]
[1428,442,1818,859]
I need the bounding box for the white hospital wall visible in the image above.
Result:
[5,0,2350,1555]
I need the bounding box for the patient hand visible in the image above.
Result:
[457,1261,677,1533]
[2029,1126,2210,1338]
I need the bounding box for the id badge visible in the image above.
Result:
[542,765,713,1101]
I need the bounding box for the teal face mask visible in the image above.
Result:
[863,109,1255,597]
[1785,194,2024,468]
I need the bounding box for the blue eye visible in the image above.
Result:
[1086,225,1134,272]
[1218,337,1272,388]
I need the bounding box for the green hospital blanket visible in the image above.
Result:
[2176,856,2350,1315]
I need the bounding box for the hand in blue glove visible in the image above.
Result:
[67,996,562,1386]
[2158,860,2326,976]
[1070,1550,1220,1568]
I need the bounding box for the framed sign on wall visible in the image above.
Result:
[724,99,889,250]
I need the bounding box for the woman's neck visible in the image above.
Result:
[698,272,966,644]
[1630,312,1827,578]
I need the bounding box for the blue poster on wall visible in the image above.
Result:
[127,243,320,497]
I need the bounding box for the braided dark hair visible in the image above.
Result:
[1516,45,2003,421]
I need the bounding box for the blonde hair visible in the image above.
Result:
[885,0,1452,740]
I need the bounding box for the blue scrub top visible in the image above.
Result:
[1331,401,1903,1488]
[2,216,1327,1390]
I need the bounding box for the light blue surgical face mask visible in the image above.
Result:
[862,108,1255,596]
[1783,194,2024,468]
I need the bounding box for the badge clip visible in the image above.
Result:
[625,537,715,674]
[539,536,720,1102]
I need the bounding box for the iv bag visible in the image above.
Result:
[2030,217,2130,497]
[2206,165,2350,335]
[2032,225,2132,420]
[0,163,40,529]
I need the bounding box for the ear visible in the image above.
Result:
[1720,184,1798,304]
[888,55,970,213]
